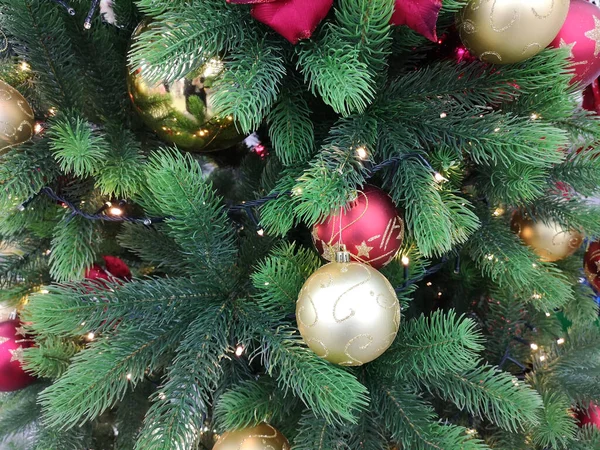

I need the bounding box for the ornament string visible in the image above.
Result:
[18,152,439,227]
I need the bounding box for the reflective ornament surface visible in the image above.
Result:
[584,240,600,294]
[296,253,400,366]
[511,211,584,262]
[550,0,600,87]
[213,423,290,450]
[312,185,404,269]
[0,320,35,392]
[457,0,569,64]
[0,80,35,153]
[127,23,242,153]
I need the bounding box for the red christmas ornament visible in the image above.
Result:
[312,185,404,269]
[85,256,132,284]
[583,78,600,114]
[227,0,333,44]
[550,0,600,87]
[391,0,443,42]
[578,403,600,428]
[0,320,35,392]
[584,241,600,294]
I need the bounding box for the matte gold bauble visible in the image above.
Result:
[213,423,290,450]
[0,80,35,153]
[127,22,242,153]
[296,252,400,366]
[511,211,584,262]
[457,0,569,64]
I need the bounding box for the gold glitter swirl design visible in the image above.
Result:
[460,19,477,34]
[522,42,542,55]
[0,88,12,102]
[480,50,502,62]
[489,0,518,32]
[306,338,329,358]
[17,100,34,119]
[531,0,555,19]
[342,334,374,366]
[333,263,372,323]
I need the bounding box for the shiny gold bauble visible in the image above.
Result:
[511,211,584,262]
[127,22,242,153]
[457,0,569,64]
[213,423,290,450]
[296,252,400,366]
[0,80,35,153]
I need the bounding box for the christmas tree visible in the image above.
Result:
[2,0,600,448]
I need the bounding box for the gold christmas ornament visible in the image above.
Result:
[511,210,584,263]
[0,80,35,153]
[457,0,569,64]
[127,22,242,153]
[296,251,400,366]
[213,423,290,450]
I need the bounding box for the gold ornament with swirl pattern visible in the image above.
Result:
[511,210,583,262]
[457,0,569,64]
[0,80,35,153]
[296,251,400,366]
[213,423,290,450]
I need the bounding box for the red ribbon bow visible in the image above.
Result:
[228,0,333,44]
[228,0,442,45]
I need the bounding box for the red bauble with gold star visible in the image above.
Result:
[0,319,35,392]
[578,403,600,428]
[312,185,404,269]
[550,0,600,87]
[584,240,600,294]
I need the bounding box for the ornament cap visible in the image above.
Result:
[335,251,352,263]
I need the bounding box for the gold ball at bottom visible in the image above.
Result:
[213,423,290,450]
[296,255,401,366]
[510,211,583,262]
[0,80,35,153]
[456,0,569,64]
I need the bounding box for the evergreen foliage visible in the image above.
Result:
[1,0,600,448]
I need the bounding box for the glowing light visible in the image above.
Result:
[401,255,410,266]
[86,332,95,341]
[545,312,551,317]
[494,127,501,132]
[34,123,44,134]
[426,282,433,286]
[492,207,505,217]
[40,289,49,294]
[257,228,265,237]
[557,338,565,345]
[356,147,368,160]
[539,355,546,362]
[466,428,477,435]
[19,61,30,72]
[530,343,539,351]
[235,345,244,357]
[126,373,132,381]
[434,172,447,183]
[530,113,540,120]
[439,112,447,119]
[109,207,123,216]
[48,107,57,116]
[264,282,270,286]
